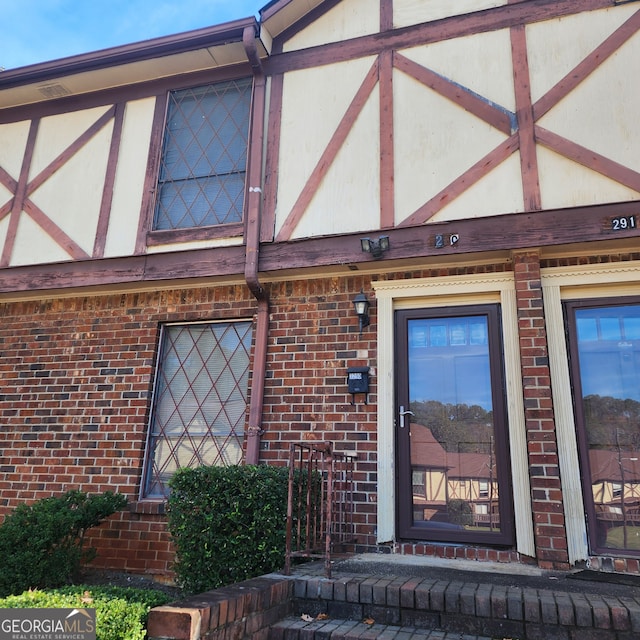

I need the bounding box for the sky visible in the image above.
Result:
[0,0,266,70]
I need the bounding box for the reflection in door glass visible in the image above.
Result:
[574,305,640,552]
[408,316,499,531]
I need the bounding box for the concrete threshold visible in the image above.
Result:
[338,553,550,577]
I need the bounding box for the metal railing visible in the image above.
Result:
[284,442,356,578]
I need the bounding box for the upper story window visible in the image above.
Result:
[153,78,252,231]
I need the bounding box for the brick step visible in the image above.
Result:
[269,616,494,639]
[146,559,640,639]
[288,564,640,640]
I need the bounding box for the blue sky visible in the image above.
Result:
[0,0,266,70]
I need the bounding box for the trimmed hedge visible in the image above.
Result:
[0,490,127,597]
[0,585,171,640]
[167,465,291,594]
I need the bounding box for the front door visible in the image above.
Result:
[395,304,514,545]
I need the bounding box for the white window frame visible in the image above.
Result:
[542,259,640,564]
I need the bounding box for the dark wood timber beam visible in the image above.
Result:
[264,0,628,75]
[260,201,640,270]
[1,201,639,295]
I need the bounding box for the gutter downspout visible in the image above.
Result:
[243,26,269,465]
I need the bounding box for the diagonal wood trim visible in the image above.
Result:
[380,50,394,229]
[94,102,125,258]
[535,125,640,193]
[393,52,513,135]
[0,166,17,222]
[1,119,39,267]
[0,200,13,222]
[265,0,619,76]
[0,165,18,194]
[275,58,380,241]
[510,24,541,211]
[534,8,640,121]
[22,199,91,260]
[399,134,520,227]
[26,106,116,195]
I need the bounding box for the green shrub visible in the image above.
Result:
[167,465,292,594]
[0,490,127,596]
[0,585,171,640]
[447,498,474,526]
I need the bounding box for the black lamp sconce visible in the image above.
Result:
[353,290,370,336]
[360,235,390,259]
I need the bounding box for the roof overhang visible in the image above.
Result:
[0,0,335,110]
[0,17,268,109]
[259,0,325,39]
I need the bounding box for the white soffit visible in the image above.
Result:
[0,20,266,110]
[260,0,325,39]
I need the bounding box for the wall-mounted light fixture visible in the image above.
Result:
[360,235,390,259]
[352,290,370,336]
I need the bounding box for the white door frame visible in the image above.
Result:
[373,273,535,558]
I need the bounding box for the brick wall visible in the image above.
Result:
[258,264,513,551]
[0,286,256,578]
[259,275,379,546]
[9,258,630,577]
[3,263,555,578]
[512,250,569,569]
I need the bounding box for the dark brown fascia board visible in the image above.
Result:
[1,201,639,296]
[260,0,338,49]
[0,18,258,91]
[259,0,293,21]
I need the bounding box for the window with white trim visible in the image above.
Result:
[142,321,252,498]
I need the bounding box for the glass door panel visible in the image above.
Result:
[396,305,514,545]
[567,301,640,554]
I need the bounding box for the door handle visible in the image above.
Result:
[399,406,415,428]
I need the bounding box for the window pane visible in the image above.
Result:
[155,175,245,229]
[153,78,251,231]
[406,313,505,536]
[143,321,252,498]
[573,304,640,553]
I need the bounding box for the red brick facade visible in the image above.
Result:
[0,286,255,577]
[513,251,569,569]
[2,254,640,577]
[0,265,524,576]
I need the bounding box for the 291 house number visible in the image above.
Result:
[610,215,637,231]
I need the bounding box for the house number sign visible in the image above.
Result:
[434,233,460,249]
[610,215,637,231]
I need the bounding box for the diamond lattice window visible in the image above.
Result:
[153,78,252,230]
[142,321,252,498]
